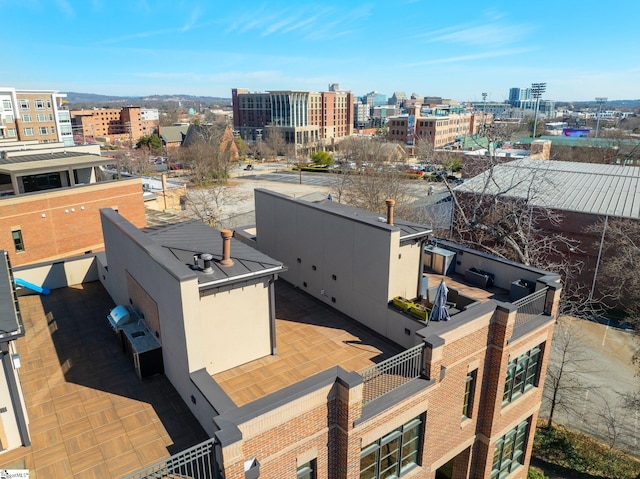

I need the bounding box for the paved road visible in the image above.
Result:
[540,316,639,454]
[236,168,446,198]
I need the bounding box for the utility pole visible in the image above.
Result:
[531,82,546,139]
[595,97,607,137]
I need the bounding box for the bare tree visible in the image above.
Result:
[185,184,250,228]
[333,137,415,214]
[543,317,593,429]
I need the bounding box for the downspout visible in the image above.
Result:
[268,278,277,355]
[589,214,608,302]
[1,342,30,447]
[417,238,427,300]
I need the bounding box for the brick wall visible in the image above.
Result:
[0,179,146,266]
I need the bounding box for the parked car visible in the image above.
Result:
[244,164,254,171]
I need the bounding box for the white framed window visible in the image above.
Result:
[7,128,16,137]
[39,127,48,135]
[5,114,14,123]
[36,113,47,122]
[19,99,29,110]
[48,113,54,121]
[2,99,11,110]
[21,114,32,122]
[35,99,45,110]
[23,127,34,136]
[46,99,52,108]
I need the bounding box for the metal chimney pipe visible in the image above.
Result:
[220,229,234,267]
[201,253,214,274]
[385,198,395,225]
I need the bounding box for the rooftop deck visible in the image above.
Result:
[423,271,511,304]
[0,282,207,478]
[213,282,404,407]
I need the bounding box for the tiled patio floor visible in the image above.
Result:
[214,282,404,406]
[0,282,207,478]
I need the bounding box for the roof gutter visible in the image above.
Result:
[400,230,432,242]
[198,265,284,290]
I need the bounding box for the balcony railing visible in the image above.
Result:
[359,343,424,404]
[513,287,549,328]
[124,437,219,479]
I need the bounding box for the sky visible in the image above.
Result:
[1,0,639,102]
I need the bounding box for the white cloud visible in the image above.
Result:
[404,47,535,67]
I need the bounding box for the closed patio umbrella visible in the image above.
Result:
[429,280,450,322]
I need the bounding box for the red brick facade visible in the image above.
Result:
[0,179,146,266]
[216,290,559,479]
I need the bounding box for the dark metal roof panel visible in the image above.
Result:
[145,220,284,285]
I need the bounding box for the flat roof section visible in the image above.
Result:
[0,153,111,175]
[213,281,404,407]
[0,282,207,478]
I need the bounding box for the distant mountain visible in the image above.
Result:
[64,92,231,105]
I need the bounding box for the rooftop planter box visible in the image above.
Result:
[408,304,430,321]
[392,296,416,311]
[464,267,494,288]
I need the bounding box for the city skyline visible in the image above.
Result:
[1,0,638,102]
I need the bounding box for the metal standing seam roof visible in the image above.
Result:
[145,220,285,285]
[455,159,640,219]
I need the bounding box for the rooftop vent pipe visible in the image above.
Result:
[220,230,234,267]
[385,198,395,226]
[201,253,214,274]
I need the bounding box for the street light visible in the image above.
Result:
[595,97,607,137]
[531,82,546,139]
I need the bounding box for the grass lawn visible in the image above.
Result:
[532,421,640,479]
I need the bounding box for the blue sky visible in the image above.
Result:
[1,0,638,102]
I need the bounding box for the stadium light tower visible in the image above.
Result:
[531,82,546,139]
[481,92,487,135]
[595,97,608,137]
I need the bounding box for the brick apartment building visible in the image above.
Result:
[0,143,146,266]
[87,187,561,478]
[232,85,354,148]
[70,106,158,144]
[0,88,73,146]
[388,105,491,148]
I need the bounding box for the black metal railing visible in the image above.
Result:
[124,437,219,479]
[513,287,549,328]
[359,343,424,404]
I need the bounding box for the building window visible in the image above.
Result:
[2,99,11,110]
[360,416,422,479]
[503,344,542,405]
[491,418,530,479]
[35,99,45,110]
[19,99,29,110]
[12,230,25,252]
[23,127,34,136]
[297,459,316,479]
[36,113,47,122]
[463,370,477,419]
[39,127,49,135]
[21,114,32,122]
[5,114,14,123]
[7,128,16,137]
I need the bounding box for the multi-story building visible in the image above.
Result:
[388,105,489,148]
[0,143,146,266]
[87,187,561,478]
[70,106,158,144]
[232,86,353,147]
[0,88,73,146]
